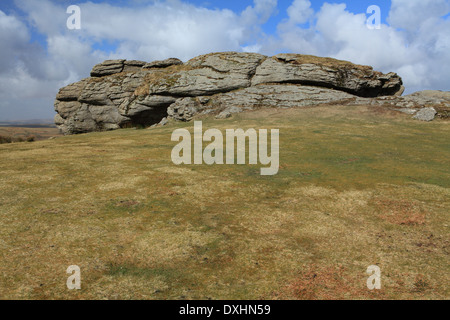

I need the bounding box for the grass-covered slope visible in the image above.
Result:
[0,105,448,299]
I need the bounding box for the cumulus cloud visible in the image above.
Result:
[0,9,70,120]
[286,0,314,25]
[388,0,450,32]
[14,0,276,64]
[242,0,278,25]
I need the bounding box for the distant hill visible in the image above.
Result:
[0,119,56,128]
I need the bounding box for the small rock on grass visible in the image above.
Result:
[413,107,437,121]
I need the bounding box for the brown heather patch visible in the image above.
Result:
[373,198,427,226]
[114,199,141,208]
[366,105,409,118]
[271,264,380,300]
[412,274,432,293]
[134,64,195,96]
[435,104,450,119]
[0,127,60,142]
[134,82,150,96]
[277,54,375,73]
[271,266,438,300]
[156,186,179,197]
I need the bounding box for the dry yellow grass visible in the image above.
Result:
[0,105,448,299]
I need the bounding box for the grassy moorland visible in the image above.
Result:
[0,126,61,143]
[0,105,448,300]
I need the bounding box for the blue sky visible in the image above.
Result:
[0,0,449,120]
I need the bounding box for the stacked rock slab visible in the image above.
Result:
[55,52,412,134]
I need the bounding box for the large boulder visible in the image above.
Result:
[252,54,405,97]
[143,58,183,69]
[90,59,126,77]
[53,52,448,134]
[413,107,437,121]
[350,90,450,121]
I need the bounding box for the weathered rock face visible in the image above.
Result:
[351,90,450,121]
[54,52,446,134]
[252,54,404,97]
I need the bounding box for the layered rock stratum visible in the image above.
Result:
[54,52,449,134]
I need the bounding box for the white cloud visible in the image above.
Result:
[388,0,450,32]
[286,0,314,25]
[0,9,68,120]
[241,0,278,25]
[0,10,30,72]
[15,0,268,63]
